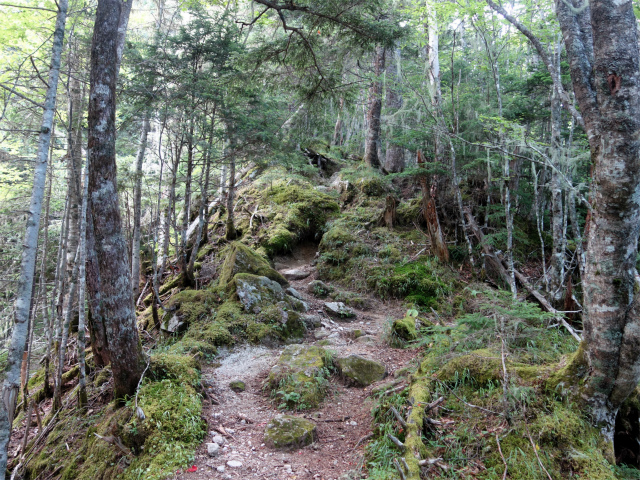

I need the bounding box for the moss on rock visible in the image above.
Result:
[392,315,418,341]
[264,414,318,450]
[267,345,331,410]
[218,242,287,288]
[336,355,386,387]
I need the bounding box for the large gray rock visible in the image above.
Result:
[282,268,312,281]
[233,274,306,314]
[324,302,355,319]
[336,355,386,387]
[160,314,187,334]
[264,415,318,450]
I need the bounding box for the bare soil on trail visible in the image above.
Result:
[177,245,417,480]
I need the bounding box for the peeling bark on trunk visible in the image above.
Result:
[87,0,144,400]
[417,151,449,263]
[0,0,69,474]
[555,0,640,445]
[363,46,385,169]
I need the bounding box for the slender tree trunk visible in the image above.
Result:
[180,120,195,285]
[132,116,150,299]
[77,156,89,408]
[547,81,566,303]
[225,139,237,241]
[87,0,144,400]
[332,97,344,147]
[384,48,404,173]
[363,46,385,169]
[0,0,69,474]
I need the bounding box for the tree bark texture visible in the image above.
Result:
[0,0,69,475]
[556,0,640,442]
[363,46,385,169]
[87,0,144,400]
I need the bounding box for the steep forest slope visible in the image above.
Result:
[7,152,640,480]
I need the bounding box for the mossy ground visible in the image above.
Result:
[364,285,634,480]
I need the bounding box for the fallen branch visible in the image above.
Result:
[93,433,132,456]
[418,457,443,467]
[387,433,405,450]
[393,458,407,480]
[496,434,508,480]
[512,268,581,342]
[347,433,373,452]
[424,396,445,412]
[390,406,407,430]
[525,423,553,480]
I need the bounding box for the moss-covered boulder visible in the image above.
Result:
[233,273,296,313]
[436,349,502,386]
[392,315,418,341]
[266,345,331,409]
[229,380,246,392]
[324,301,355,319]
[307,280,333,298]
[336,355,386,387]
[159,288,216,334]
[218,242,287,287]
[264,414,317,450]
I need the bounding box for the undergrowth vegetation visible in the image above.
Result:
[365,284,640,479]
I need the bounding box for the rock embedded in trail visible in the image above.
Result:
[336,354,386,387]
[324,301,356,319]
[267,344,331,409]
[286,287,304,300]
[229,379,246,392]
[263,414,318,450]
[226,460,243,468]
[307,280,333,298]
[206,442,220,457]
[302,314,323,329]
[282,268,311,281]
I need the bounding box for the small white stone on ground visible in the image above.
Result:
[227,460,243,468]
[217,465,225,473]
[213,434,225,445]
[206,442,220,457]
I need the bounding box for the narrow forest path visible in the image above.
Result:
[177,244,416,480]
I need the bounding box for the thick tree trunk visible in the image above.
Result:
[384,48,404,173]
[87,0,144,400]
[363,46,385,169]
[0,0,69,475]
[131,116,150,299]
[555,0,640,446]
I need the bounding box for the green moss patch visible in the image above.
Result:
[266,345,332,410]
[217,242,287,287]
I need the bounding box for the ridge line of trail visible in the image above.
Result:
[177,251,414,480]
